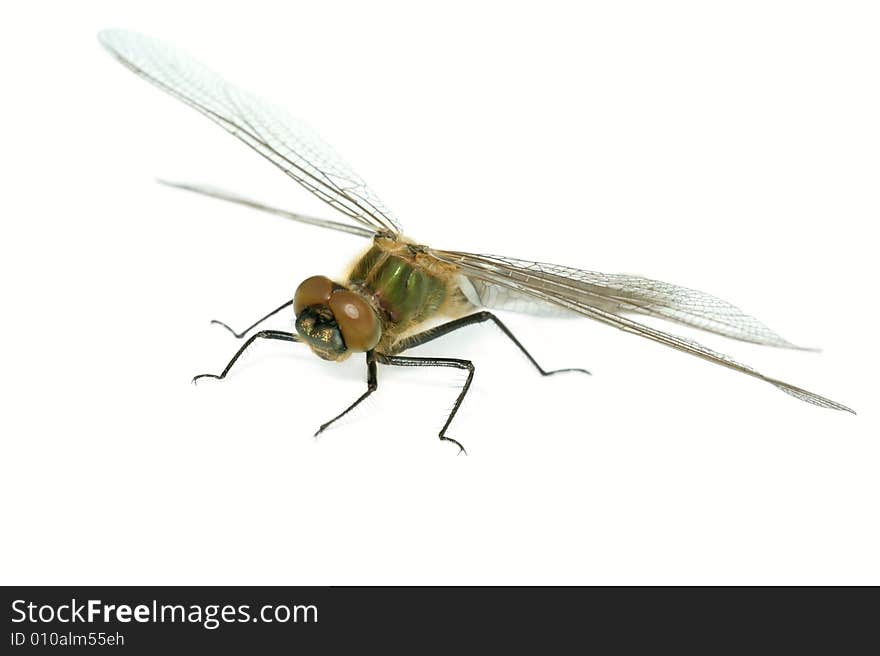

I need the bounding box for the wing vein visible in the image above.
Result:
[433,249,853,413]
[99,29,401,235]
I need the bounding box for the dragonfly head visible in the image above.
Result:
[294,275,382,361]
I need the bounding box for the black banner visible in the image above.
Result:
[1,586,873,652]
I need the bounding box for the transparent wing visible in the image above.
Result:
[157,180,375,239]
[456,274,579,318]
[455,255,802,348]
[99,29,401,236]
[432,249,853,413]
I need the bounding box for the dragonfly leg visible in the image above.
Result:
[391,311,590,376]
[211,300,293,338]
[192,330,299,383]
[314,351,377,436]
[376,353,474,455]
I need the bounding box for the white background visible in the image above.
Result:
[1,1,877,584]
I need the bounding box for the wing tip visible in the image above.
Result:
[155,177,184,190]
[829,401,857,415]
[774,382,856,414]
[97,28,124,48]
[776,338,822,353]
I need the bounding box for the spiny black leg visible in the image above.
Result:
[212,300,293,338]
[390,311,589,376]
[314,351,377,436]
[376,353,474,455]
[193,330,299,383]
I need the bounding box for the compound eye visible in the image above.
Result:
[329,291,381,352]
[294,276,334,315]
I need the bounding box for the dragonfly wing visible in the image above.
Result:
[99,29,401,236]
[456,274,579,318]
[433,249,853,413]
[157,180,376,239]
[452,254,801,348]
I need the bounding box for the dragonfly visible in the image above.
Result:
[99,29,853,453]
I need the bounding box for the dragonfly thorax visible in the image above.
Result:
[293,275,382,361]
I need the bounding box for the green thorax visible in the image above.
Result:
[348,245,447,327]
